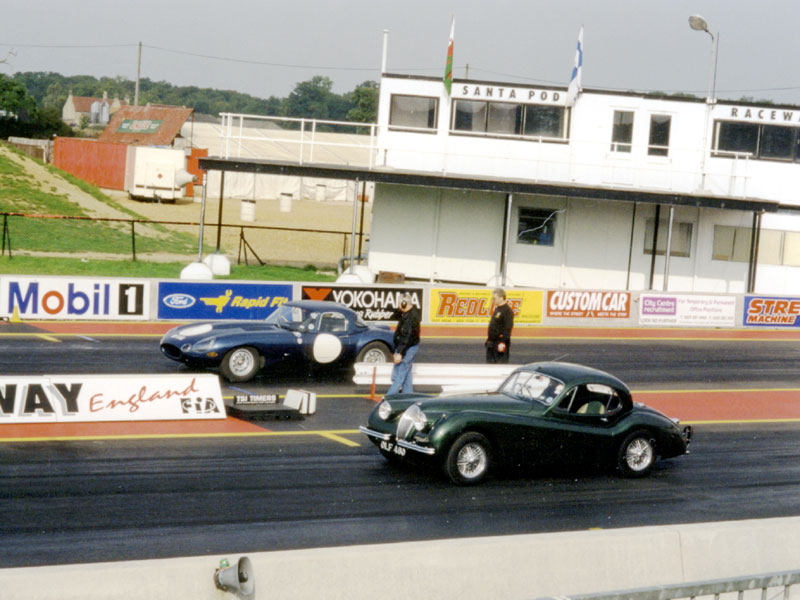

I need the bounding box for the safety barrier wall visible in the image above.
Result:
[2,274,799,330]
[2,517,800,600]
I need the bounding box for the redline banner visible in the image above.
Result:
[744,296,800,327]
[546,290,630,319]
[430,288,543,324]
[0,276,149,320]
[0,374,225,423]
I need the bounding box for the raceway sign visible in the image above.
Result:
[158,282,292,320]
[0,276,149,320]
[301,286,424,321]
[744,295,800,327]
[0,374,225,423]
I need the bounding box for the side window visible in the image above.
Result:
[319,312,347,333]
[559,384,623,416]
[648,115,671,156]
[389,95,438,130]
[517,207,557,246]
[611,110,634,152]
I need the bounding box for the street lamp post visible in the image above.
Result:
[688,15,719,103]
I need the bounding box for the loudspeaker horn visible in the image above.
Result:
[214,556,255,599]
[174,168,197,188]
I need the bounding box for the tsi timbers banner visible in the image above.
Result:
[0,374,224,424]
[0,276,149,320]
[547,290,630,319]
[640,294,736,327]
[744,296,800,327]
[158,282,292,320]
[301,285,424,321]
[430,288,543,324]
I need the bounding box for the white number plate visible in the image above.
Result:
[380,440,406,456]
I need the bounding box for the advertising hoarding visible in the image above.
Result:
[158,282,292,320]
[640,294,736,327]
[301,285,424,321]
[429,288,543,324]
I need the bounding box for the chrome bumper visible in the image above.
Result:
[359,426,436,456]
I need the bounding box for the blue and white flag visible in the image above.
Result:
[566,26,584,107]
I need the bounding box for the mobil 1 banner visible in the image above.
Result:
[301,286,424,321]
[0,276,149,320]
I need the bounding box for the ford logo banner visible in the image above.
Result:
[163,293,196,309]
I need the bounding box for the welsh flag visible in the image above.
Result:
[444,17,455,95]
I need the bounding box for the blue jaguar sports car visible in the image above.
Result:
[160,300,395,382]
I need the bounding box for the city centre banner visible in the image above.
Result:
[640,294,736,327]
[0,374,225,424]
[429,288,543,324]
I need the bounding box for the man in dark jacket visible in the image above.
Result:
[386,293,421,395]
[486,288,514,363]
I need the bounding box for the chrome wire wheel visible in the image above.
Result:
[445,432,492,485]
[617,430,656,478]
[362,347,388,362]
[625,437,654,472]
[457,443,488,479]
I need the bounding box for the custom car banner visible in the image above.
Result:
[0,374,225,424]
[546,290,630,319]
[640,294,736,326]
[301,285,424,321]
[743,295,800,327]
[158,282,292,320]
[0,276,150,320]
[429,288,543,324]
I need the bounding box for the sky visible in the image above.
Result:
[2,0,800,106]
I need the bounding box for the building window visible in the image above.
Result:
[389,95,438,130]
[758,125,795,160]
[524,105,566,138]
[713,120,800,161]
[487,102,522,135]
[611,110,634,152]
[517,207,557,246]
[643,218,693,257]
[648,115,671,156]
[713,225,800,266]
[452,100,567,140]
[453,100,488,132]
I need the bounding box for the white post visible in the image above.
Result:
[381,29,389,73]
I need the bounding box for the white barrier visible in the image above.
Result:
[353,362,517,393]
[3,517,800,600]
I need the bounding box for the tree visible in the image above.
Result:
[346,81,378,123]
[0,74,37,120]
[286,76,336,120]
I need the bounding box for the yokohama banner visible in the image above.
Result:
[0,374,225,424]
[301,285,424,321]
[546,290,630,319]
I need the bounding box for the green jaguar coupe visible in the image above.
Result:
[360,362,692,485]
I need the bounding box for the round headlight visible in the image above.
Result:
[378,401,392,420]
[412,408,428,431]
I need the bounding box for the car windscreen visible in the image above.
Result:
[265,305,317,331]
[499,371,564,406]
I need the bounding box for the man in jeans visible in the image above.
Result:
[386,293,421,395]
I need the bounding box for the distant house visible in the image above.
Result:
[62,91,125,126]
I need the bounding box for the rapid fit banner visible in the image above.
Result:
[158,282,292,320]
[639,294,736,327]
[429,288,544,324]
[0,374,225,423]
[743,296,800,327]
[300,285,424,321]
[0,276,149,320]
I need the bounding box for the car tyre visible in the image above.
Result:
[220,346,260,383]
[444,432,492,485]
[356,341,392,363]
[617,429,656,478]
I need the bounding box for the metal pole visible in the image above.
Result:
[130,221,136,262]
[134,41,141,106]
[197,173,207,261]
[500,193,513,286]
[648,205,661,290]
[358,180,367,262]
[349,178,359,273]
[216,171,225,252]
[381,29,389,73]
[625,203,637,291]
[663,206,674,291]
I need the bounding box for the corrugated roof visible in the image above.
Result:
[98,105,193,146]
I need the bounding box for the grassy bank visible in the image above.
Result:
[0,255,336,281]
